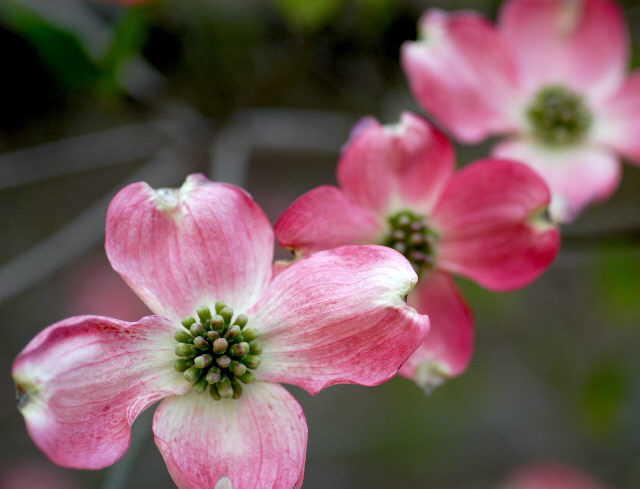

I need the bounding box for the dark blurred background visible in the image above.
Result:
[1,1,639,488]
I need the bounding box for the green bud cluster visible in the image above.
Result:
[380,210,438,276]
[173,302,262,401]
[527,85,592,146]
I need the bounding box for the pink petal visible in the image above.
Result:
[432,159,560,290]
[153,383,307,489]
[594,71,640,163]
[498,0,628,98]
[401,10,518,142]
[398,271,473,393]
[337,112,456,216]
[249,245,430,395]
[505,463,610,489]
[493,139,622,222]
[106,174,274,322]
[274,185,383,255]
[12,315,187,469]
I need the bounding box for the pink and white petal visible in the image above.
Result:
[249,245,429,395]
[505,463,610,489]
[493,139,622,222]
[337,112,456,216]
[593,71,640,163]
[106,174,274,322]
[274,185,383,255]
[401,10,519,143]
[399,271,474,393]
[12,315,187,470]
[153,382,307,489]
[432,158,560,291]
[499,0,628,99]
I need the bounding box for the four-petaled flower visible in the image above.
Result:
[402,0,640,222]
[275,113,560,392]
[13,174,429,489]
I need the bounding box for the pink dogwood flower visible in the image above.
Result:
[12,174,429,489]
[502,463,610,489]
[402,0,640,222]
[275,113,560,391]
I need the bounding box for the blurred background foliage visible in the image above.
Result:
[0,1,639,488]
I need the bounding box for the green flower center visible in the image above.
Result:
[173,302,262,401]
[380,210,438,276]
[526,85,592,146]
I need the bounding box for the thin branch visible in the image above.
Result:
[0,120,174,191]
[0,148,187,304]
[210,108,355,186]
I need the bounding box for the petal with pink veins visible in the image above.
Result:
[401,10,519,142]
[12,315,188,470]
[274,185,383,255]
[399,271,473,393]
[432,159,560,290]
[153,383,307,489]
[106,174,274,322]
[249,245,429,395]
[498,0,628,99]
[493,139,621,222]
[337,113,456,216]
[593,71,640,164]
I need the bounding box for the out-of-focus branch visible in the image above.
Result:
[0,109,211,304]
[0,149,185,304]
[210,108,355,186]
[0,120,174,191]
[561,228,640,249]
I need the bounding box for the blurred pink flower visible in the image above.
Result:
[402,0,639,222]
[13,174,428,489]
[503,463,611,489]
[1,462,78,489]
[275,113,560,392]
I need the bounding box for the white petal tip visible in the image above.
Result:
[153,188,181,211]
[214,477,233,489]
[414,361,450,395]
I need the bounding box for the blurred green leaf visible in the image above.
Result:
[354,0,397,28]
[0,1,99,88]
[595,251,640,324]
[275,0,344,32]
[97,7,150,97]
[579,361,630,437]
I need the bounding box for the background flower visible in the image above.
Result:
[275,112,560,391]
[402,0,640,222]
[503,462,611,489]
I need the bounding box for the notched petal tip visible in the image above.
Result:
[529,205,557,229]
[15,379,37,410]
[147,173,205,215]
[215,477,233,489]
[413,361,450,395]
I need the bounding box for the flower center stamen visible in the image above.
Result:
[173,302,262,401]
[526,85,592,146]
[380,210,438,276]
